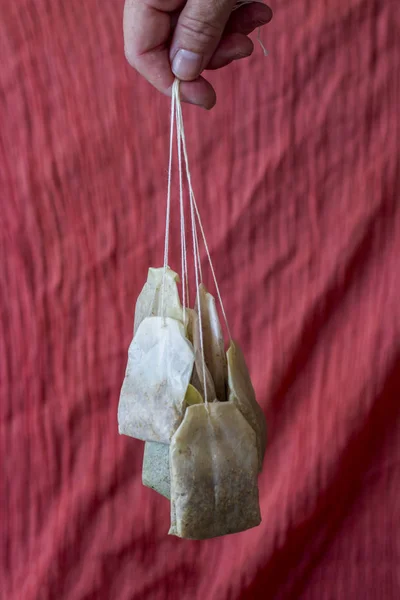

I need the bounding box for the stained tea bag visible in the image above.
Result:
[134,267,183,335]
[186,307,217,401]
[132,268,192,493]
[142,441,170,499]
[142,384,203,499]
[196,284,227,402]
[169,402,261,540]
[119,81,267,539]
[118,316,195,443]
[227,341,267,471]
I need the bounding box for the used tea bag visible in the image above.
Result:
[120,83,267,539]
[142,384,203,499]
[227,341,267,471]
[134,267,183,335]
[169,402,261,540]
[142,441,170,499]
[196,284,227,402]
[186,307,217,401]
[131,268,197,492]
[118,316,195,443]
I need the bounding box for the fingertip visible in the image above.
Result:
[227,3,273,35]
[263,4,273,23]
[179,77,216,110]
[206,33,253,71]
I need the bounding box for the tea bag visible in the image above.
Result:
[169,402,261,540]
[134,267,183,335]
[118,316,195,443]
[186,307,217,401]
[130,267,192,494]
[119,81,267,539]
[142,384,203,499]
[227,341,267,471]
[142,441,170,499]
[196,284,227,402]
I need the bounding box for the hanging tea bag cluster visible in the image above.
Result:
[118,80,267,540]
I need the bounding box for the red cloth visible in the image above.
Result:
[1,1,399,598]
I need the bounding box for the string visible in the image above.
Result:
[257,27,268,57]
[163,3,266,325]
[173,87,232,343]
[174,81,209,403]
[175,80,188,320]
[161,86,176,320]
[233,0,269,56]
[191,196,233,342]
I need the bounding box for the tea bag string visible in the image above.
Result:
[233,0,268,56]
[161,0,268,321]
[174,80,209,403]
[176,83,188,318]
[161,86,176,321]
[161,83,192,321]
[174,81,233,345]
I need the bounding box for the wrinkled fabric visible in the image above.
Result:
[1,0,399,599]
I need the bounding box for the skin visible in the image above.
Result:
[123,0,273,109]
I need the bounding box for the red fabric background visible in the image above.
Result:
[1,1,400,598]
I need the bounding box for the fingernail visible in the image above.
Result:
[171,49,203,81]
[235,48,253,59]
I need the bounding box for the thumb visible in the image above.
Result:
[170,0,237,81]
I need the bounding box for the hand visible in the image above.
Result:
[123,0,273,109]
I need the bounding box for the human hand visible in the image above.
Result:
[123,0,273,109]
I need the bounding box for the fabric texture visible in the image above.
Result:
[1,1,399,598]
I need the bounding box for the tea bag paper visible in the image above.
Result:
[186,308,216,401]
[196,284,227,402]
[142,384,203,499]
[142,441,170,499]
[134,267,183,335]
[118,316,195,443]
[169,402,261,540]
[227,341,267,471]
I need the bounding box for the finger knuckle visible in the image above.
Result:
[179,14,221,46]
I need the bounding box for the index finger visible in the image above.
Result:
[123,0,216,108]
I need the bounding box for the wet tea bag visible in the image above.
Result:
[169,402,261,540]
[142,441,170,499]
[118,316,195,443]
[132,268,195,486]
[142,384,203,499]
[227,341,267,471]
[134,267,183,335]
[186,307,217,401]
[119,81,267,538]
[196,284,227,402]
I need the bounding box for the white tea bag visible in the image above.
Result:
[169,401,261,540]
[134,267,183,335]
[118,316,195,443]
[227,341,267,471]
[196,284,227,402]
